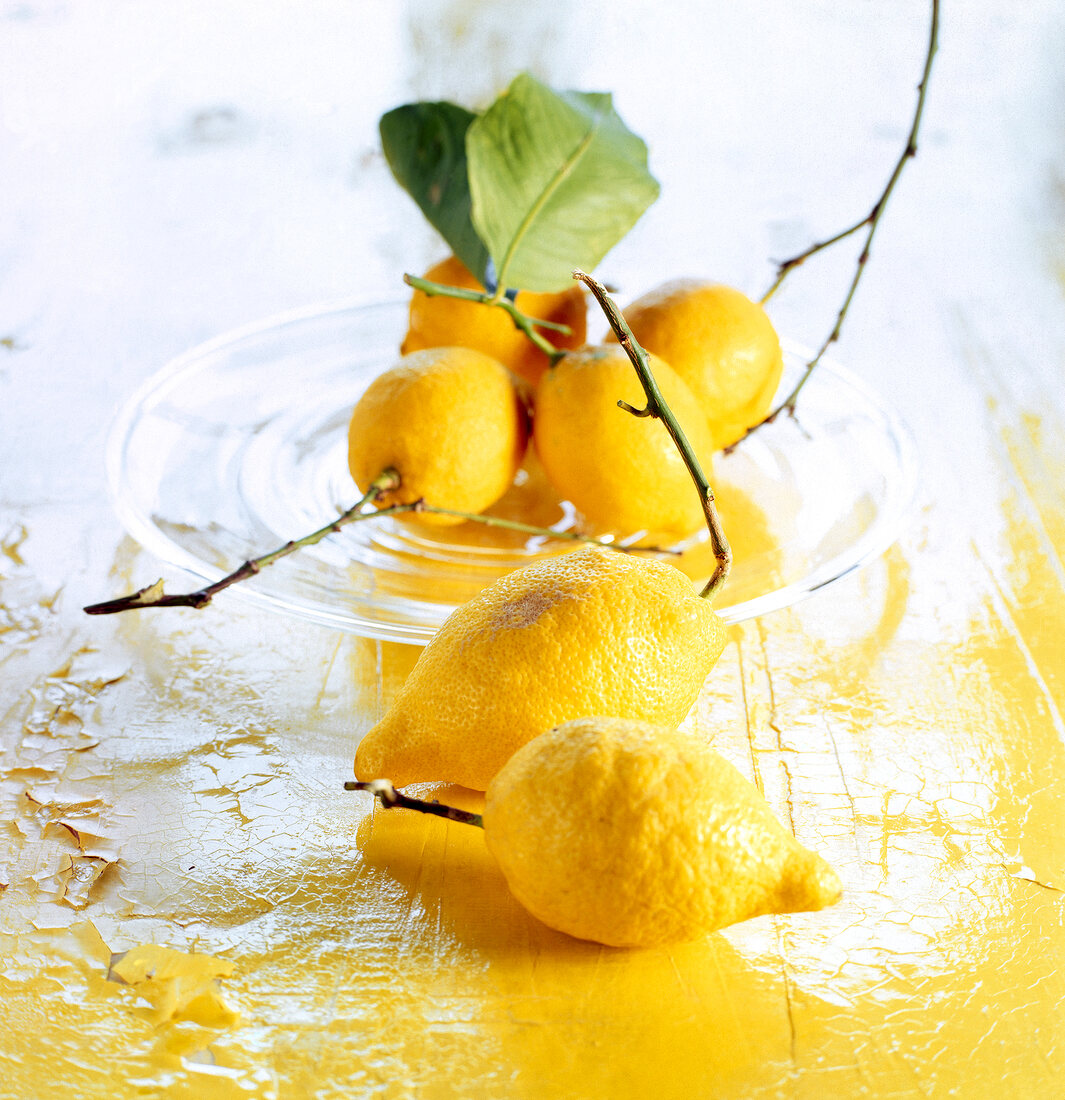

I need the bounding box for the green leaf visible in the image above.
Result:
[379,101,490,283]
[466,73,660,293]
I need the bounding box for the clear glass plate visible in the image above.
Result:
[107,298,919,644]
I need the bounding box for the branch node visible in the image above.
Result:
[575,270,732,600]
[617,398,653,418]
[743,0,939,441]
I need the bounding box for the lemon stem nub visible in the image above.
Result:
[573,271,733,601]
[345,779,485,829]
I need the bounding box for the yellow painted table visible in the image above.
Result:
[2,3,1063,1096]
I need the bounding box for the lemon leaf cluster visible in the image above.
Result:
[467,74,660,292]
[380,73,658,293]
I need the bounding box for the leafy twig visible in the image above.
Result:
[743,0,940,440]
[574,271,733,601]
[345,779,483,828]
[84,469,676,617]
[404,273,570,364]
[419,506,680,554]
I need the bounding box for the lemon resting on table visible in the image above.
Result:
[354,546,728,791]
[533,344,716,540]
[347,345,528,525]
[612,279,784,450]
[355,716,843,948]
[484,717,842,947]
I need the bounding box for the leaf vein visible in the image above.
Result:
[496,102,606,289]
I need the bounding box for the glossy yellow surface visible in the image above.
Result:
[3,3,1064,1097]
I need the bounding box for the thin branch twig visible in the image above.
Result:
[739,0,940,444]
[421,506,680,554]
[405,273,570,364]
[760,216,871,307]
[345,779,484,828]
[84,468,399,615]
[84,470,676,617]
[574,271,732,601]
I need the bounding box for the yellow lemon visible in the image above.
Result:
[347,346,528,526]
[484,716,842,946]
[402,254,587,386]
[354,546,727,790]
[613,280,784,450]
[533,345,715,539]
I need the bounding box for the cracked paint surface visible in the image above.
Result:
[3,485,1063,1096]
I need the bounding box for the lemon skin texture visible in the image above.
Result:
[402,254,587,386]
[347,346,528,527]
[533,345,716,539]
[614,280,784,450]
[353,546,728,791]
[484,717,842,947]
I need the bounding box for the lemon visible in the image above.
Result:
[484,717,842,946]
[402,254,588,386]
[533,345,715,539]
[613,280,784,450]
[347,346,528,527]
[354,546,727,790]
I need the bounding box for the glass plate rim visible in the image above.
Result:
[105,297,921,643]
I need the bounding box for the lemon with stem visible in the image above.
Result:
[354,546,727,791]
[352,716,842,947]
[402,254,587,386]
[347,346,529,526]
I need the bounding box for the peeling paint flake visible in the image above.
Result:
[108,943,240,1028]
[52,819,122,861]
[1,523,28,565]
[62,646,131,691]
[24,787,107,824]
[56,851,114,909]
